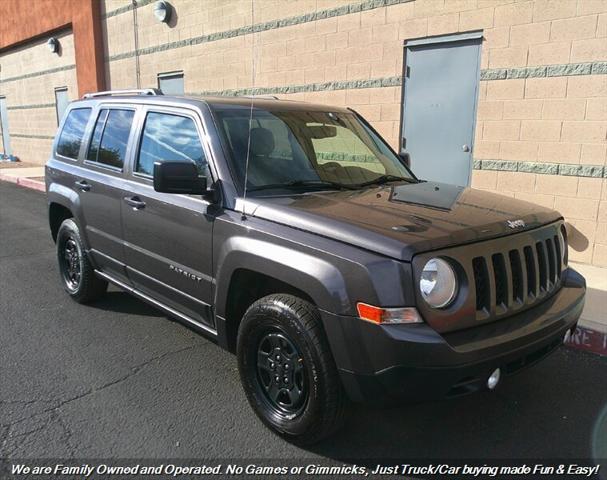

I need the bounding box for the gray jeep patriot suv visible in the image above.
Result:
[46,89,585,444]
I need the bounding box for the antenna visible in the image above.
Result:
[241,0,257,221]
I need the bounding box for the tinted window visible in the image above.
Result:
[86,110,108,163]
[215,109,412,191]
[86,109,134,169]
[56,108,91,159]
[137,112,206,176]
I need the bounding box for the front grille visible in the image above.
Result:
[472,233,562,319]
[413,221,565,333]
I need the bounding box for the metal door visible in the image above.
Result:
[0,97,12,157]
[401,32,482,187]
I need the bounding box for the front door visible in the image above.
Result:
[0,97,12,157]
[401,32,482,187]
[122,108,215,330]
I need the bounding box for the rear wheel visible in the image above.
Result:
[237,294,349,445]
[56,218,107,303]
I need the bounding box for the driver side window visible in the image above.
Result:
[136,112,208,177]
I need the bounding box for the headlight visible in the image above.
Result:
[419,258,458,308]
[559,224,568,266]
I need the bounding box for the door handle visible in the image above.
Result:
[124,196,146,210]
[74,180,91,192]
[462,144,471,152]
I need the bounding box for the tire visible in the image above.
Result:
[237,294,349,445]
[56,218,107,303]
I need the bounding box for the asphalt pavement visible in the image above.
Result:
[1,180,606,466]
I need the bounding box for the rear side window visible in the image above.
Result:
[86,109,135,169]
[56,108,91,159]
[136,112,207,176]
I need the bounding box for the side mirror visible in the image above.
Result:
[399,151,411,168]
[153,160,207,195]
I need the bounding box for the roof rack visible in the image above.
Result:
[82,88,163,99]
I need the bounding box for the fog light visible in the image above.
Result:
[487,368,501,390]
[563,330,572,344]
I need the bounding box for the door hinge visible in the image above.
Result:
[406,66,411,78]
[401,137,406,149]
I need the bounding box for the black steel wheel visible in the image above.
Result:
[56,218,107,303]
[256,330,308,417]
[60,236,82,292]
[237,294,349,445]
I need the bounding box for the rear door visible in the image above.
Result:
[121,106,216,330]
[65,105,137,284]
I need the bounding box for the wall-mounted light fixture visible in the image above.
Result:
[153,1,172,23]
[47,37,60,54]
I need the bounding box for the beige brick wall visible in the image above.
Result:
[0,30,78,164]
[98,0,607,266]
[472,172,607,266]
[3,1,606,265]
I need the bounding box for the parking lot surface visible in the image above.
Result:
[1,181,606,465]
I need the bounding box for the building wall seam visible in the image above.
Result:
[0,60,602,88]
[7,103,56,110]
[0,64,76,85]
[473,159,606,178]
[103,0,413,21]
[103,0,154,19]
[10,134,55,140]
[105,0,416,61]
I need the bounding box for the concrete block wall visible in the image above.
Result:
[100,0,606,266]
[0,30,79,164]
[1,0,605,266]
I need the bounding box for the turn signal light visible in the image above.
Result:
[356,303,423,325]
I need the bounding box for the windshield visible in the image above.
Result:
[214,107,415,194]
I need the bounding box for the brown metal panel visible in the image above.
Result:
[0,0,105,96]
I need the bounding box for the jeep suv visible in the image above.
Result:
[46,89,585,444]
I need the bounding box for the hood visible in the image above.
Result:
[244,181,561,262]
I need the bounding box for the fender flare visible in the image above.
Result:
[47,183,89,246]
[214,236,351,318]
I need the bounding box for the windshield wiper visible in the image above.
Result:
[248,179,353,192]
[353,175,417,188]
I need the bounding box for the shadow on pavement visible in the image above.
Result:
[305,348,607,463]
[89,290,165,318]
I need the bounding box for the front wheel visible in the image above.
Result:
[56,218,107,303]
[237,294,349,445]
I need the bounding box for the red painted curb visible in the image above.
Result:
[18,177,46,192]
[566,325,607,356]
[0,175,45,192]
[0,173,19,184]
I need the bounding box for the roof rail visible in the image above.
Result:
[82,88,163,99]
[242,95,279,100]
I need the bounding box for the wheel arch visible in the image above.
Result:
[49,202,74,242]
[214,237,350,352]
[47,183,82,243]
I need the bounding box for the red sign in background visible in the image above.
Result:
[566,326,607,356]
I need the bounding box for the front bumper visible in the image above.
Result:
[320,268,585,404]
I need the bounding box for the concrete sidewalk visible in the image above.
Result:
[0,167,605,355]
[0,164,45,192]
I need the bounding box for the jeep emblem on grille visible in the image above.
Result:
[507,219,526,229]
